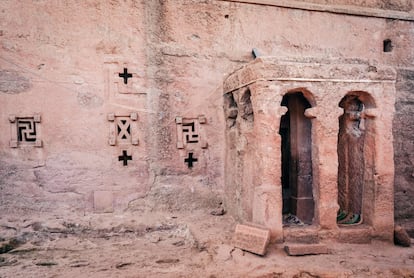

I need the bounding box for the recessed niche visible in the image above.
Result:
[383,39,393,52]
[337,92,376,226]
[279,92,314,225]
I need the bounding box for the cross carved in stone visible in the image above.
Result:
[184,152,198,168]
[118,68,133,84]
[118,150,132,166]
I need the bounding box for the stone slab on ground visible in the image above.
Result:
[232,224,270,256]
[284,243,329,256]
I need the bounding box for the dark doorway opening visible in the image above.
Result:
[279,92,314,225]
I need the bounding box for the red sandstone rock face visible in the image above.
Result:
[294,0,413,12]
[223,58,396,242]
[394,69,414,220]
[0,1,412,231]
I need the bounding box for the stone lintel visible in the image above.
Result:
[223,57,396,94]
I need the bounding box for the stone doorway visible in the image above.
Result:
[279,92,314,225]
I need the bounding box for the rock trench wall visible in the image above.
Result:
[0,1,412,225]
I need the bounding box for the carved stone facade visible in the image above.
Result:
[223,57,396,242]
[0,0,412,240]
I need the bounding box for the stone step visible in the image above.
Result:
[284,243,329,256]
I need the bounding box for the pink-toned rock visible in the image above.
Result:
[394,225,411,247]
[253,185,283,243]
[0,0,411,246]
[93,191,114,213]
[284,243,329,256]
[232,224,270,256]
[224,58,396,243]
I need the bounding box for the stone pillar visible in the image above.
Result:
[251,84,287,187]
[250,83,287,242]
[371,84,395,241]
[308,105,343,229]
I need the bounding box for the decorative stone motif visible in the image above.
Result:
[175,115,207,149]
[118,150,132,166]
[9,114,42,148]
[107,113,139,146]
[104,58,146,97]
[113,66,139,94]
[184,152,198,168]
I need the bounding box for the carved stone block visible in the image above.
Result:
[232,224,270,256]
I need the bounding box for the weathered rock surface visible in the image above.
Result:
[0,0,412,249]
[394,225,412,247]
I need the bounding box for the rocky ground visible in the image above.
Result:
[0,210,413,278]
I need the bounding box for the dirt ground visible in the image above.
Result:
[1,210,413,278]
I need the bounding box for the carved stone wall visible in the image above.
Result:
[0,1,412,228]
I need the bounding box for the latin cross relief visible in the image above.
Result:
[9,114,42,148]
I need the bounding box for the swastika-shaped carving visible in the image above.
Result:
[108,113,139,146]
[17,119,37,142]
[176,115,207,149]
[9,114,42,148]
[182,122,199,144]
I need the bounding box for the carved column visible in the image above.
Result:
[309,105,343,229]
[250,83,287,242]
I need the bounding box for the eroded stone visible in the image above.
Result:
[284,243,329,256]
[232,224,270,256]
[93,191,114,213]
[0,69,31,94]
